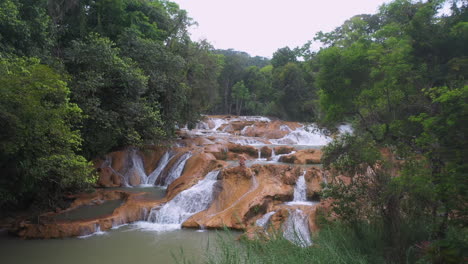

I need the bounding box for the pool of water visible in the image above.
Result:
[0,225,238,264]
[226,160,322,168]
[53,199,124,221]
[106,187,167,200]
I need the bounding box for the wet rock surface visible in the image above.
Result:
[11,116,347,240]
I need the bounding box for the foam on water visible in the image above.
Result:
[283,209,312,247]
[159,152,192,187]
[147,170,220,229]
[271,125,331,146]
[256,211,276,229]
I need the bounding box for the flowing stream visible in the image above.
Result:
[145,170,220,230]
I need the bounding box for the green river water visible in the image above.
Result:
[0,226,237,264]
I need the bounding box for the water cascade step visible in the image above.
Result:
[255,211,276,229]
[282,209,312,247]
[146,170,220,230]
[157,152,192,187]
[146,151,174,185]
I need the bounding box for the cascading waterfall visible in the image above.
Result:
[145,170,220,230]
[122,149,148,186]
[159,152,192,187]
[146,151,174,185]
[287,171,317,206]
[271,125,331,146]
[282,209,312,247]
[256,211,276,229]
[293,171,307,202]
[211,118,227,131]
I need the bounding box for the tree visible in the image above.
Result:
[231,81,250,115]
[65,33,165,158]
[0,57,93,210]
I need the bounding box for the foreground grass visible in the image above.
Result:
[199,224,388,264]
[173,222,466,264]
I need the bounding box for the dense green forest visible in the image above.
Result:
[0,0,466,262]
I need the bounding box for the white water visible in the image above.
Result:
[212,118,228,131]
[283,209,312,247]
[271,125,331,146]
[293,172,307,202]
[230,137,265,146]
[287,171,318,206]
[146,151,173,185]
[269,150,296,163]
[144,171,220,230]
[256,211,276,229]
[159,152,192,187]
[122,150,148,186]
[78,224,106,239]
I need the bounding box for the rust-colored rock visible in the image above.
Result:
[274,146,295,155]
[227,144,258,158]
[183,164,297,230]
[280,149,322,164]
[12,189,166,239]
[166,152,223,201]
[260,146,272,158]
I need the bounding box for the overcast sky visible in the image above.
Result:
[172,0,391,58]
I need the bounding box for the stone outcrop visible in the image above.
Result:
[279,149,322,164]
[13,189,166,239]
[182,165,299,230]
[11,115,337,240]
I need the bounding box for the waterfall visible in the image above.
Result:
[271,148,276,159]
[271,124,331,146]
[145,170,220,230]
[287,171,318,206]
[258,149,261,159]
[269,150,296,163]
[159,152,192,187]
[283,209,312,247]
[256,211,276,229]
[122,149,148,186]
[78,224,106,238]
[146,151,174,185]
[211,118,227,131]
[293,171,307,202]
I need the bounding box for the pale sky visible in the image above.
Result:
[172,0,392,58]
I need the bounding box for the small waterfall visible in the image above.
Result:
[270,150,296,163]
[146,170,220,229]
[271,124,331,146]
[283,209,312,247]
[256,211,276,229]
[240,124,254,135]
[271,148,276,159]
[293,171,307,202]
[122,150,148,186]
[146,151,174,185]
[211,118,227,131]
[258,149,261,159]
[159,152,192,187]
[79,223,106,238]
[287,171,318,206]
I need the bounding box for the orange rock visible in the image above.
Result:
[274,146,295,155]
[260,146,272,158]
[227,144,258,158]
[305,167,324,199]
[280,149,322,164]
[166,152,222,201]
[183,164,297,230]
[12,189,166,239]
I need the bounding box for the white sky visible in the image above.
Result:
[172,0,392,58]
